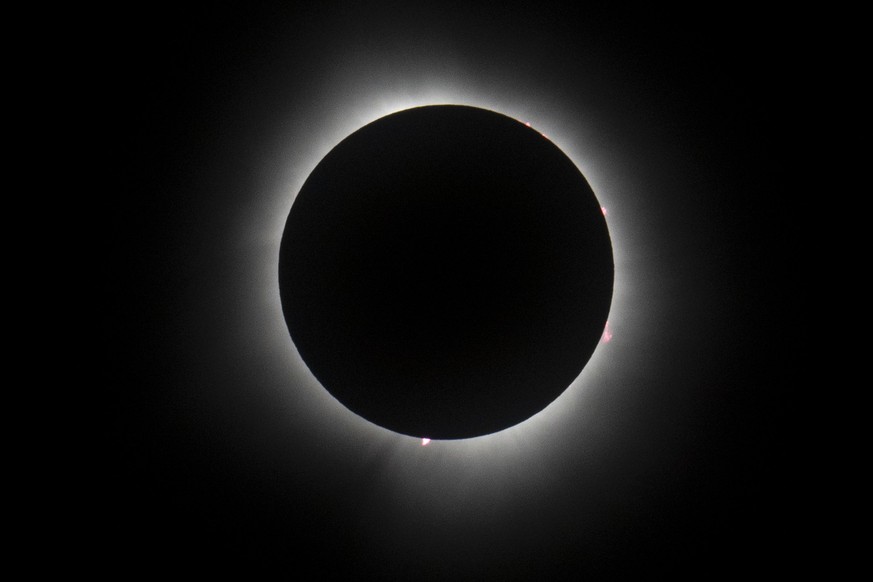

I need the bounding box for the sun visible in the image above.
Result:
[230,55,646,473]
[209,41,666,530]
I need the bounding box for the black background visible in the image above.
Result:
[106,2,800,577]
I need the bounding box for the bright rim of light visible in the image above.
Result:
[217,57,666,531]
[232,62,651,481]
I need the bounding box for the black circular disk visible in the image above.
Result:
[279,105,613,439]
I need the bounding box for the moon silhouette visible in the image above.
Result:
[279,105,613,439]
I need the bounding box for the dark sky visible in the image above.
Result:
[106,3,800,577]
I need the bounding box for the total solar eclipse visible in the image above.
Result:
[279,105,613,439]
